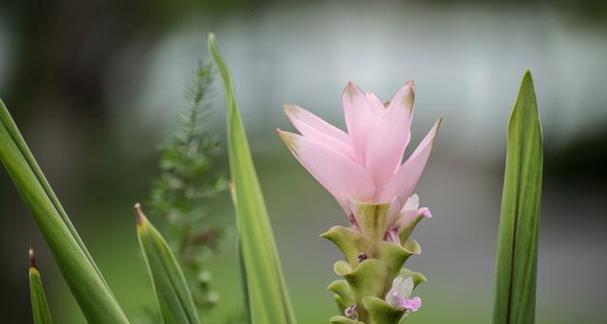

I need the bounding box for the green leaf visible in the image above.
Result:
[209,33,297,324]
[28,248,53,324]
[327,280,355,313]
[493,71,543,324]
[333,260,389,304]
[0,100,130,324]
[134,203,201,324]
[361,296,404,324]
[329,315,365,324]
[321,226,369,266]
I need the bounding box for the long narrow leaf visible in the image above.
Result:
[209,33,297,324]
[0,100,130,324]
[134,203,201,324]
[0,101,110,291]
[28,248,53,324]
[493,71,543,324]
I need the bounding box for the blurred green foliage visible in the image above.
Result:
[149,62,228,312]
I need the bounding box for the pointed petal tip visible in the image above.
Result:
[418,207,432,219]
[405,80,415,108]
[431,117,444,137]
[282,103,299,115]
[343,81,361,96]
[388,80,415,111]
[276,129,298,153]
[406,79,415,92]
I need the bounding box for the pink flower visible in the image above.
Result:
[277,81,440,222]
[399,296,422,312]
[386,276,423,312]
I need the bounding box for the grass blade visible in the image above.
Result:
[209,33,297,324]
[134,203,201,324]
[493,71,543,324]
[28,248,53,324]
[0,100,130,324]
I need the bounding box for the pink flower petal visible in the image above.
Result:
[364,82,414,183]
[389,194,418,225]
[366,91,386,110]
[277,129,375,208]
[402,296,422,312]
[342,82,378,162]
[283,104,355,161]
[387,80,415,114]
[374,118,442,205]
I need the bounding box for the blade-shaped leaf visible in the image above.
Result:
[0,100,130,324]
[134,203,201,324]
[209,33,297,324]
[28,248,53,324]
[493,71,543,324]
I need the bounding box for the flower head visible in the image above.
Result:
[278,81,440,225]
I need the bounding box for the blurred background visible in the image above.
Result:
[0,0,606,323]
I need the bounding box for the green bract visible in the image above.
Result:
[323,202,425,323]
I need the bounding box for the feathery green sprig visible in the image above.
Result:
[149,61,227,311]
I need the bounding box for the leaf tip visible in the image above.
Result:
[208,33,218,56]
[28,247,37,269]
[520,70,536,94]
[132,202,146,227]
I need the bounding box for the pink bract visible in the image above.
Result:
[278,81,441,220]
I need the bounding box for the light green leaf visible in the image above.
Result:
[327,280,355,313]
[209,33,297,324]
[134,203,201,324]
[28,248,53,324]
[333,259,389,305]
[0,100,130,324]
[362,296,404,324]
[329,315,365,324]
[493,71,543,324]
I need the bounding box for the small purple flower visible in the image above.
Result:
[390,293,422,312]
[386,276,423,313]
[401,296,422,312]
